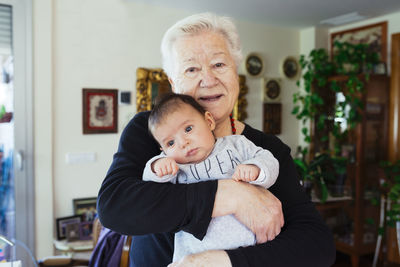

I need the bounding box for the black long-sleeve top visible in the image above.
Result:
[97,111,336,267]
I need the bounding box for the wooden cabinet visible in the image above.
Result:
[315,75,390,267]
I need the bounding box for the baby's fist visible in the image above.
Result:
[152,158,179,177]
[232,164,260,182]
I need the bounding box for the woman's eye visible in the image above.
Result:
[213,62,228,73]
[167,140,175,147]
[185,126,193,133]
[185,67,198,74]
[184,67,200,78]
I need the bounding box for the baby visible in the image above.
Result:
[143,93,279,261]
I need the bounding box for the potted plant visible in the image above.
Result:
[292,41,379,201]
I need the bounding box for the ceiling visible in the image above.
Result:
[126,0,400,28]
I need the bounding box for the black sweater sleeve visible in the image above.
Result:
[97,112,217,239]
[226,126,336,267]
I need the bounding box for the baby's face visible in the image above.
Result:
[152,104,216,164]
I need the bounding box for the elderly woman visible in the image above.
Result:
[98,13,335,267]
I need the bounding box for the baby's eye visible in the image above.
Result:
[185,126,193,133]
[167,140,175,147]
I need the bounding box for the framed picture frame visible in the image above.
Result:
[282,56,300,79]
[73,197,97,222]
[82,88,118,134]
[331,21,388,63]
[245,53,264,77]
[65,222,80,242]
[262,78,281,103]
[263,103,282,134]
[56,215,82,240]
[79,222,94,240]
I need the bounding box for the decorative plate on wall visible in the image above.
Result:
[245,53,264,77]
[282,56,300,79]
[262,78,281,102]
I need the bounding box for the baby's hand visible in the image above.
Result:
[232,164,260,182]
[151,158,179,177]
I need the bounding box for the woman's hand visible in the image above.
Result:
[167,250,231,267]
[214,179,284,243]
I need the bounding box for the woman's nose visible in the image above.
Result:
[199,68,218,88]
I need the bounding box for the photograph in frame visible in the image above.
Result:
[65,222,80,242]
[79,222,94,240]
[82,88,118,134]
[73,197,97,222]
[56,215,82,240]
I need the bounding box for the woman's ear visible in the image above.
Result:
[205,111,216,131]
[168,78,176,92]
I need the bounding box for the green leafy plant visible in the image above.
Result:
[380,160,400,227]
[292,42,379,202]
[0,105,5,120]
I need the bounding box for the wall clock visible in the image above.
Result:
[245,53,264,77]
[282,56,299,79]
[262,78,281,102]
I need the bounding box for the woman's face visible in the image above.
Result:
[169,31,239,125]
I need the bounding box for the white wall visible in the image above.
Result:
[33,0,301,257]
[236,21,300,152]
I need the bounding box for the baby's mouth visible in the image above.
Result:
[186,148,198,157]
[199,94,223,102]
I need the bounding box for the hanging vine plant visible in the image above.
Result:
[292,41,379,202]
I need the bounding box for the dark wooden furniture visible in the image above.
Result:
[315,74,390,267]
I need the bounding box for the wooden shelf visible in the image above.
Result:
[314,198,352,211]
[313,75,389,267]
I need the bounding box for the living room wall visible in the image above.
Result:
[34,0,301,257]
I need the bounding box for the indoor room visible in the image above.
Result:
[1,0,400,266]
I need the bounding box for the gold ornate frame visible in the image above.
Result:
[136,67,248,121]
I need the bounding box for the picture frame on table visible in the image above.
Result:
[331,21,387,63]
[73,197,97,222]
[56,215,82,240]
[65,222,80,242]
[82,88,118,134]
[79,222,94,240]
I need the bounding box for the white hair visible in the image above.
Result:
[160,12,243,78]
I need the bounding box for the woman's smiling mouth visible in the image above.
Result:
[199,94,223,102]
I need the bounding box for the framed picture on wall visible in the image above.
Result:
[82,88,118,134]
[263,103,282,134]
[331,21,388,62]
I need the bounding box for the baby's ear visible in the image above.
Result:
[205,111,216,131]
[159,147,163,151]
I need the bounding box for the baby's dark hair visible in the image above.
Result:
[148,93,206,134]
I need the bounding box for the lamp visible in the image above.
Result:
[0,234,38,267]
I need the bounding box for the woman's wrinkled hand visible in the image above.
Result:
[235,182,284,243]
[167,250,231,267]
[215,180,284,244]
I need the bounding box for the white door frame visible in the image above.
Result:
[1,0,34,264]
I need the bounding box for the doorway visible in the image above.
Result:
[0,0,34,265]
